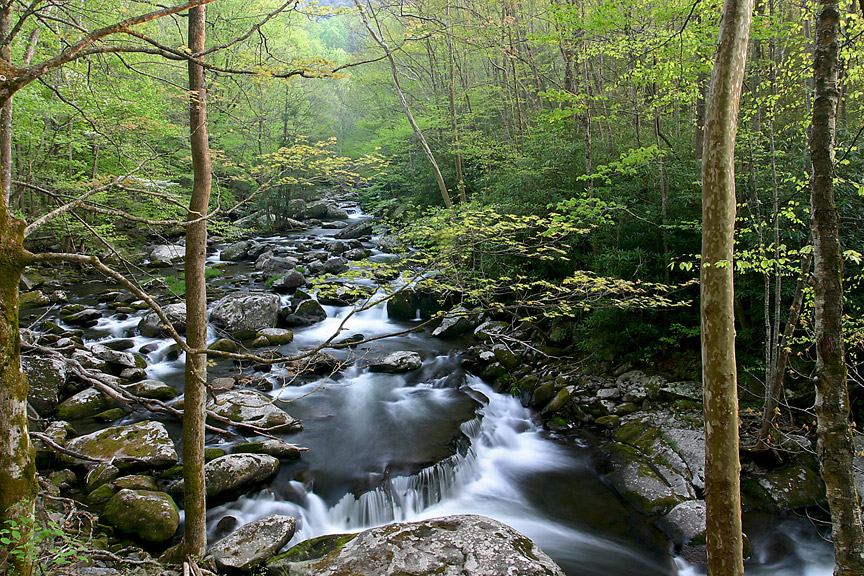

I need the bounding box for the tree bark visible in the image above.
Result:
[700,0,753,573]
[182,3,211,560]
[810,0,864,572]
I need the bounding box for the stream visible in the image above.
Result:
[42,200,835,575]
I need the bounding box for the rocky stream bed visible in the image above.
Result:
[18,191,841,575]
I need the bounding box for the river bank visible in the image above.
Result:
[14,190,836,575]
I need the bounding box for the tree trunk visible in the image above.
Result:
[810,0,864,572]
[701,0,753,572]
[182,3,211,560]
[353,0,452,208]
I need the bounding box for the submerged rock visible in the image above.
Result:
[210,514,296,572]
[103,489,180,543]
[265,514,565,576]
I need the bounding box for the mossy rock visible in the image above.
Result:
[103,489,180,543]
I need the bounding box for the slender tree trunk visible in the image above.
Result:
[701,0,753,572]
[182,3,211,560]
[0,5,35,575]
[810,0,864,572]
[446,0,466,203]
[353,0,452,208]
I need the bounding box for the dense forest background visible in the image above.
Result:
[9,0,864,413]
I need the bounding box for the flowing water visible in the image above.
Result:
[40,201,836,575]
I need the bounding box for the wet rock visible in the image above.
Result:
[64,421,178,469]
[473,321,508,341]
[220,240,254,261]
[385,290,417,320]
[295,352,341,375]
[174,454,280,500]
[257,254,300,278]
[138,303,187,338]
[334,220,372,240]
[265,514,565,576]
[233,439,305,459]
[103,339,136,351]
[256,328,294,345]
[657,500,706,546]
[56,387,111,420]
[742,458,826,510]
[540,386,573,415]
[124,379,178,400]
[369,351,423,373]
[306,201,329,219]
[86,483,117,505]
[210,292,280,336]
[210,514,296,572]
[432,307,474,338]
[282,299,327,327]
[492,344,519,370]
[23,356,68,415]
[207,389,301,432]
[209,338,239,353]
[271,270,306,293]
[103,489,180,543]
[322,257,349,275]
[62,308,102,327]
[326,205,349,220]
[90,343,144,370]
[605,442,691,515]
[343,248,369,261]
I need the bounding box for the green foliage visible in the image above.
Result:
[0,513,86,573]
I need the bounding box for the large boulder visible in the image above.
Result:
[173,454,280,500]
[265,514,565,576]
[271,270,306,293]
[220,240,255,262]
[315,283,371,306]
[123,379,179,400]
[257,254,300,278]
[23,356,68,415]
[207,389,301,432]
[615,370,666,403]
[138,303,187,338]
[334,220,372,240]
[64,421,178,469]
[233,439,305,459]
[282,299,327,326]
[369,351,422,373]
[210,514,296,572]
[149,244,184,265]
[432,307,474,338]
[305,201,329,219]
[103,489,180,543]
[56,387,111,421]
[210,292,280,336]
[90,343,144,371]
